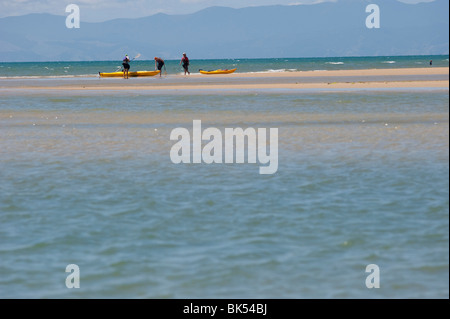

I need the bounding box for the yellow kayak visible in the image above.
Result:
[199,68,237,75]
[98,70,160,77]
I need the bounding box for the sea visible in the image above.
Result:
[0,55,448,299]
[0,55,449,78]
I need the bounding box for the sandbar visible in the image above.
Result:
[0,67,448,92]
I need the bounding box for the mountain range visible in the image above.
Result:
[0,0,448,62]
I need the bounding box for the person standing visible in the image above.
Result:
[180,52,190,75]
[122,54,130,79]
[154,57,165,77]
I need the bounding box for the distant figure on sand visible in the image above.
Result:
[122,54,130,79]
[180,53,190,75]
[154,57,165,77]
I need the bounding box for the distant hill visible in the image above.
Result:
[0,0,448,62]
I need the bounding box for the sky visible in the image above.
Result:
[0,0,436,22]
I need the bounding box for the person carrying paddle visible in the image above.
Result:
[154,57,165,77]
[122,54,130,79]
[180,52,190,75]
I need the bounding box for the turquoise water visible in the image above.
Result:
[0,88,448,298]
[0,55,448,78]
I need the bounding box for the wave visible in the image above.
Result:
[0,74,98,80]
[382,61,396,64]
[265,69,287,73]
[325,62,344,65]
[267,68,299,72]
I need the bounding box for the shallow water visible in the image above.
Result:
[0,90,448,298]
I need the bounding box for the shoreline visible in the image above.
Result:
[0,67,448,92]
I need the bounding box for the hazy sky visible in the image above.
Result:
[0,0,436,22]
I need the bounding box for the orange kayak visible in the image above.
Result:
[99,70,160,77]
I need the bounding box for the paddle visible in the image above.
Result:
[115,53,141,72]
[131,53,141,62]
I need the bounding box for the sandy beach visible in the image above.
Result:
[1,67,448,92]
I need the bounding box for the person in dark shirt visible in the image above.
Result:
[180,52,190,75]
[154,57,165,77]
[122,54,130,79]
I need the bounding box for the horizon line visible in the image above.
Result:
[1,54,449,64]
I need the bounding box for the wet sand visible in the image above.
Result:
[0,67,447,92]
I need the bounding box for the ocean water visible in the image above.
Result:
[0,55,448,78]
[0,86,448,298]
